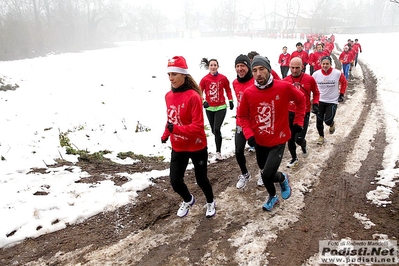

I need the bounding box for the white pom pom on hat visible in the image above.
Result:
[167,56,189,74]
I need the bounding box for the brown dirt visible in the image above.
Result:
[0,59,398,266]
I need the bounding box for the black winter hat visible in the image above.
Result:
[235,54,251,68]
[251,55,271,71]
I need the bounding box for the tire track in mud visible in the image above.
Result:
[267,60,391,265]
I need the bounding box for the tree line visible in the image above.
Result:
[0,0,397,61]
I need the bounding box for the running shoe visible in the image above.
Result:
[286,158,299,168]
[280,173,291,200]
[177,194,195,217]
[205,201,216,218]
[262,195,279,211]
[236,172,251,189]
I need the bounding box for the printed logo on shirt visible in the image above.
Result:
[255,101,275,135]
[167,104,187,140]
[209,82,220,102]
[318,79,336,88]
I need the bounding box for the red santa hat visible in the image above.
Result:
[167,56,189,74]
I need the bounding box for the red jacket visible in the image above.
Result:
[283,73,320,113]
[278,53,291,67]
[162,87,207,152]
[200,73,233,107]
[232,77,254,126]
[237,79,306,147]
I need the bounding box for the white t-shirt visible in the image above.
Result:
[312,69,341,104]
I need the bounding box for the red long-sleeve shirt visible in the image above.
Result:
[278,53,291,67]
[283,73,320,113]
[291,50,309,65]
[237,79,306,147]
[311,51,329,71]
[352,43,362,53]
[232,77,254,127]
[162,87,207,152]
[339,51,355,65]
[200,73,233,108]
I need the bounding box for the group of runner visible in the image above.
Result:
[162,34,359,218]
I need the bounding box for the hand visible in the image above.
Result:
[229,101,234,110]
[311,103,319,114]
[338,93,344,103]
[167,122,174,133]
[161,136,168,143]
[293,124,303,134]
[247,136,256,147]
[203,101,209,108]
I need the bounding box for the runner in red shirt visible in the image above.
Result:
[310,43,329,73]
[339,45,355,80]
[304,39,312,54]
[162,56,215,218]
[352,38,363,66]
[278,46,291,78]
[238,55,306,211]
[200,58,234,161]
[291,42,309,73]
[283,57,320,168]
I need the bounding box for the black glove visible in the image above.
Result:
[167,122,174,133]
[247,136,256,147]
[161,136,168,143]
[293,124,303,134]
[311,103,319,114]
[338,93,344,103]
[203,101,209,108]
[229,101,234,110]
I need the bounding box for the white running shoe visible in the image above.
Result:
[236,172,251,189]
[205,201,216,218]
[256,170,264,187]
[248,146,255,152]
[215,152,223,161]
[286,158,299,168]
[177,194,195,217]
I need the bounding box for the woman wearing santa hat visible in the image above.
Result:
[161,56,216,218]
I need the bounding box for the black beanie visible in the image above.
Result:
[251,55,271,71]
[235,54,251,68]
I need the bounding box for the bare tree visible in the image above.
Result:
[208,6,226,33]
[280,0,301,34]
[222,0,238,35]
